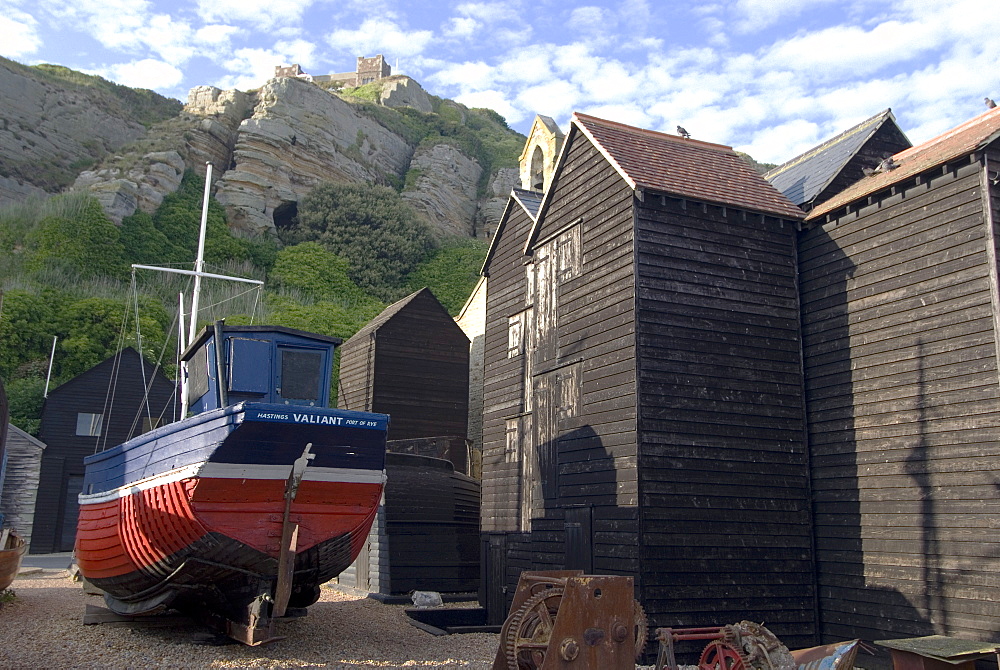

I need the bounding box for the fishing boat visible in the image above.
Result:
[0,529,27,591]
[74,164,389,644]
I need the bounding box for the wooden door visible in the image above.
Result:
[59,475,84,552]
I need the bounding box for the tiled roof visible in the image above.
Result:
[572,113,804,220]
[807,106,1000,221]
[765,109,903,206]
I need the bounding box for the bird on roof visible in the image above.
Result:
[987,97,997,109]
[876,156,898,173]
[676,125,691,139]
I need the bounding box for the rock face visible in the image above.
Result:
[214,77,415,234]
[73,151,185,223]
[402,144,482,238]
[378,76,433,113]
[69,86,250,223]
[0,59,150,205]
[477,168,519,238]
[5,61,526,241]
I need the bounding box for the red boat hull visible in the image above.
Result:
[77,476,383,612]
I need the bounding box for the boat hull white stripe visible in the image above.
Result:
[79,462,386,505]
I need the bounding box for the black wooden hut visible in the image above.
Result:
[32,347,175,553]
[337,288,481,597]
[794,105,1000,642]
[480,113,816,647]
[338,287,470,442]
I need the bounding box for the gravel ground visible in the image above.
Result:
[0,572,500,669]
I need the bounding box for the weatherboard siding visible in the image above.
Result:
[481,128,640,616]
[800,155,1000,640]
[337,290,469,442]
[634,195,816,646]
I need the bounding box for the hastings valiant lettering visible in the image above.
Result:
[293,413,344,425]
[248,408,384,429]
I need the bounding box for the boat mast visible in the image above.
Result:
[130,162,263,418]
[189,162,213,345]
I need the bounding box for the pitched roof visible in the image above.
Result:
[6,423,46,449]
[343,287,456,346]
[806,105,1000,221]
[571,112,804,220]
[480,188,544,276]
[765,109,906,206]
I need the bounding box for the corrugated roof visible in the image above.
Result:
[807,105,1000,221]
[572,113,805,220]
[765,109,902,206]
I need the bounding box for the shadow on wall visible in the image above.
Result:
[804,226,933,643]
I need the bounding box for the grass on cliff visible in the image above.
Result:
[21,59,183,128]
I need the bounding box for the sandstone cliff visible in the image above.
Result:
[0,57,180,206]
[1,61,524,240]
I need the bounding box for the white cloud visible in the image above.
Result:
[455,1,519,23]
[0,10,42,58]
[567,6,611,33]
[275,38,317,69]
[328,18,433,58]
[738,118,822,165]
[731,0,841,33]
[218,46,292,90]
[39,0,151,50]
[443,17,478,39]
[195,24,242,48]
[454,89,521,125]
[104,58,184,89]
[196,0,315,29]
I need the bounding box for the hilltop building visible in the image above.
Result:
[274,55,392,88]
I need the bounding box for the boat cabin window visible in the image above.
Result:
[76,413,103,437]
[187,346,210,403]
[278,347,323,405]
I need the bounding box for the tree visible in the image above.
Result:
[287,183,435,301]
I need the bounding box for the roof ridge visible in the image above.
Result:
[765,109,893,180]
[894,105,1000,160]
[572,112,735,153]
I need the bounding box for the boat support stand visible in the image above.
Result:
[229,442,316,645]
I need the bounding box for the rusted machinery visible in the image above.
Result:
[654,622,796,670]
[492,570,647,670]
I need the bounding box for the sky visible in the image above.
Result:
[3,0,999,165]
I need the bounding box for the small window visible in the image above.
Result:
[278,348,323,404]
[505,419,519,463]
[508,313,524,358]
[142,417,162,433]
[76,413,103,437]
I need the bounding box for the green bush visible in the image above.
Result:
[56,296,172,380]
[26,197,128,280]
[0,289,62,380]
[5,377,46,435]
[286,183,435,301]
[270,242,375,305]
[406,238,488,315]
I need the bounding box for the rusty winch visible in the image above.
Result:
[492,570,647,670]
[654,622,797,670]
